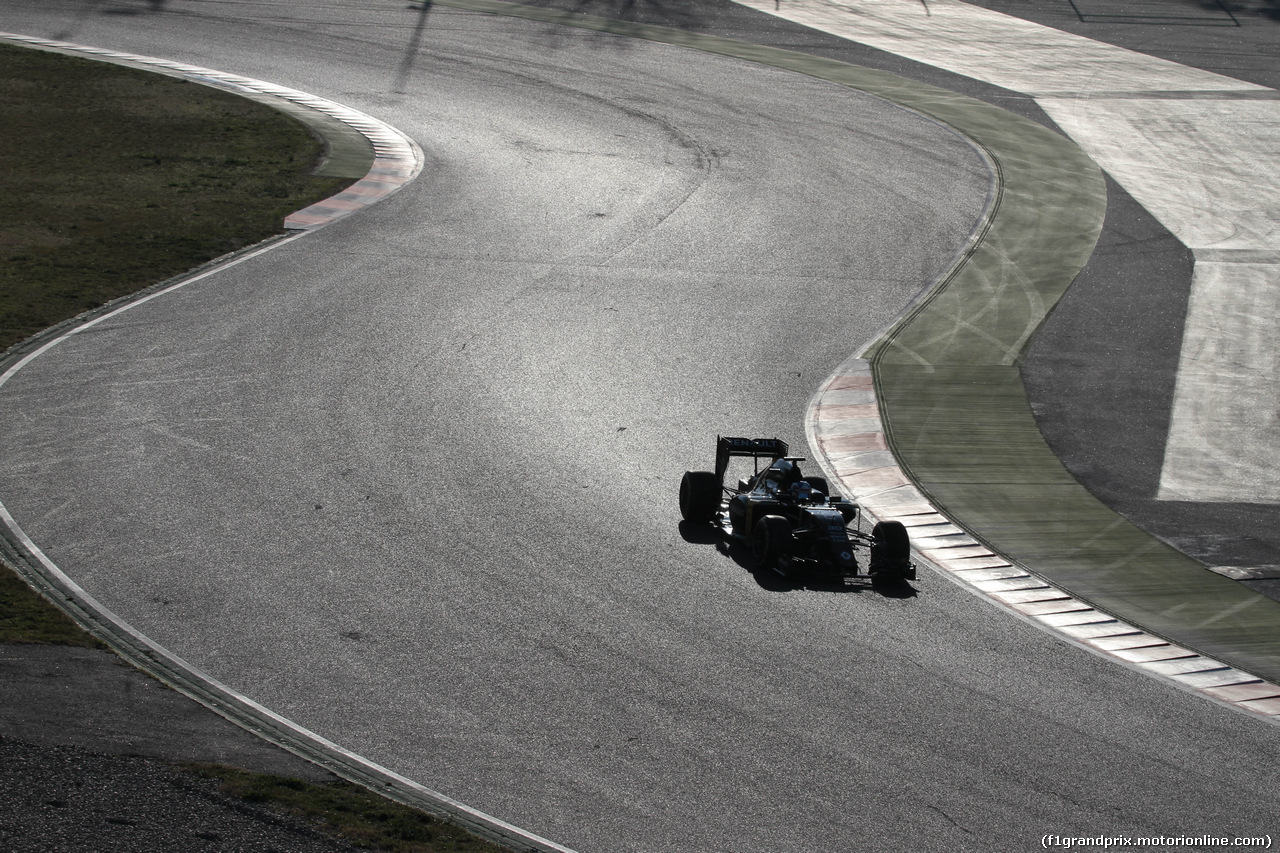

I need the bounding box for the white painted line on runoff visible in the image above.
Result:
[730,0,1280,504]
[1158,259,1280,502]
[0,34,578,852]
[806,360,1280,722]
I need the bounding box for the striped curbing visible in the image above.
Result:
[807,359,1280,722]
[0,32,422,231]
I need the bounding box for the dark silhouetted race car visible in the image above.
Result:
[680,436,915,584]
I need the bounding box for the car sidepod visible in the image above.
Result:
[728,494,787,538]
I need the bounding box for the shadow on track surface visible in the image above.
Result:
[677,520,919,597]
[522,0,713,29]
[52,0,168,41]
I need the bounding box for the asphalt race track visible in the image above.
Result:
[1,2,1279,852]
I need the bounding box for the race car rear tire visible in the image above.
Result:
[752,515,791,569]
[870,520,911,579]
[680,471,720,523]
[804,476,829,496]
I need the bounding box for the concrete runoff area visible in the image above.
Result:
[948,2,1280,580]
[723,0,1280,680]
[1160,259,1280,503]
[1066,0,1244,26]
[874,361,1280,682]
[1038,96,1280,504]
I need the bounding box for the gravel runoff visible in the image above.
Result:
[0,642,364,853]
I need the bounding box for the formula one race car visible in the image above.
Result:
[680,436,915,584]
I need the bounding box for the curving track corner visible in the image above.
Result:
[0,32,578,853]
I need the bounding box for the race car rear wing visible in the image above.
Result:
[715,436,789,485]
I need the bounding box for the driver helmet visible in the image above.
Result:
[764,458,796,489]
[791,480,813,503]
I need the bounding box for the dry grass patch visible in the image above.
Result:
[0,42,350,351]
[185,764,512,853]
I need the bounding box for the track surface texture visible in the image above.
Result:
[1,2,1278,852]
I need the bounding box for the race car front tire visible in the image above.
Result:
[752,515,792,570]
[680,471,720,523]
[870,520,912,579]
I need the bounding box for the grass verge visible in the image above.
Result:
[0,42,350,351]
[0,564,106,647]
[185,764,511,853]
[0,41,519,853]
